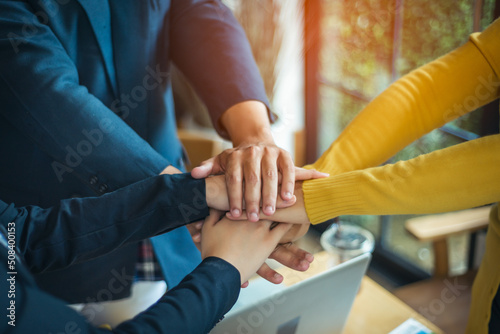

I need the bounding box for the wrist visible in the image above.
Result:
[233,131,275,147]
[201,256,243,285]
[220,100,274,146]
[205,175,229,210]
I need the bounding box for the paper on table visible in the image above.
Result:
[389,318,435,334]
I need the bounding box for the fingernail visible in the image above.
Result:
[285,191,292,199]
[274,273,283,280]
[231,208,240,217]
[265,206,274,214]
[320,172,330,177]
[249,212,259,221]
[300,260,310,269]
[305,253,314,262]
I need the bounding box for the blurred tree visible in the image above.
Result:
[316,0,496,275]
[319,0,495,157]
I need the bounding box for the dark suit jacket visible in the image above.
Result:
[0,174,240,334]
[0,0,268,302]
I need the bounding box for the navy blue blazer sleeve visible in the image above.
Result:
[170,0,274,138]
[0,173,209,273]
[0,1,169,192]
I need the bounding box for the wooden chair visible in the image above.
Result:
[393,206,492,334]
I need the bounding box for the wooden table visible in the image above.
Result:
[276,251,443,334]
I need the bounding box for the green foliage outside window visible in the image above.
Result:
[318,0,496,274]
[319,0,495,159]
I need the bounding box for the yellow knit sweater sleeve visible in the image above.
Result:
[304,135,500,224]
[304,19,500,225]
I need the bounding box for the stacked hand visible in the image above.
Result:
[194,157,326,220]
[226,181,311,235]
[201,165,324,285]
[162,143,326,286]
[201,210,294,285]
[201,173,318,284]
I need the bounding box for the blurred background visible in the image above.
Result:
[305,0,499,288]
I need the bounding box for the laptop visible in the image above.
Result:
[210,252,371,334]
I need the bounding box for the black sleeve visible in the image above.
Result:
[0,174,208,273]
[114,257,240,334]
[1,257,240,334]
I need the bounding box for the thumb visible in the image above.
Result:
[294,167,329,181]
[191,158,219,179]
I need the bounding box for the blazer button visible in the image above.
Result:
[99,184,109,194]
[89,175,99,185]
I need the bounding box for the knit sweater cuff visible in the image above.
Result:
[302,172,363,225]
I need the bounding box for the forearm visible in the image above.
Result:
[310,24,500,176]
[304,135,500,224]
[6,258,239,334]
[2,174,208,272]
[220,100,274,145]
[170,0,271,138]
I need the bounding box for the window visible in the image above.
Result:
[306,0,499,284]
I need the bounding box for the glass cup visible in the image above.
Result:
[320,222,375,267]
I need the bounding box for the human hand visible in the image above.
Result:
[190,176,295,251]
[280,223,310,244]
[205,174,299,211]
[254,242,314,285]
[226,181,310,226]
[191,143,293,221]
[201,210,292,285]
[194,154,328,222]
[199,206,313,285]
[196,178,307,264]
